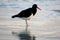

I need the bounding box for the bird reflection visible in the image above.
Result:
[18,30,36,40]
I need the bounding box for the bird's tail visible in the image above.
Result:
[12,15,18,18]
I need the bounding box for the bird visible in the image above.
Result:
[12,4,41,31]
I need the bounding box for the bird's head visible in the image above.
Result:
[32,4,41,10]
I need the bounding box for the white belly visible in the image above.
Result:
[22,14,33,20]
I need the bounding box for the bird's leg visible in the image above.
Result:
[25,20,28,31]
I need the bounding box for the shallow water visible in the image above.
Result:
[0,0,60,40]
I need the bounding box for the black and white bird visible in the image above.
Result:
[12,4,41,31]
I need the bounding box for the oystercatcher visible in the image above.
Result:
[12,4,41,31]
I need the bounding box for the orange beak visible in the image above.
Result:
[37,7,41,10]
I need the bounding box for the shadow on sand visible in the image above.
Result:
[18,30,36,40]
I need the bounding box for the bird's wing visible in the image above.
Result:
[18,8,32,17]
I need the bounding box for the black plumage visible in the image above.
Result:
[12,4,37,19]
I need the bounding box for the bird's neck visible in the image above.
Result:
[32,8,37,16]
